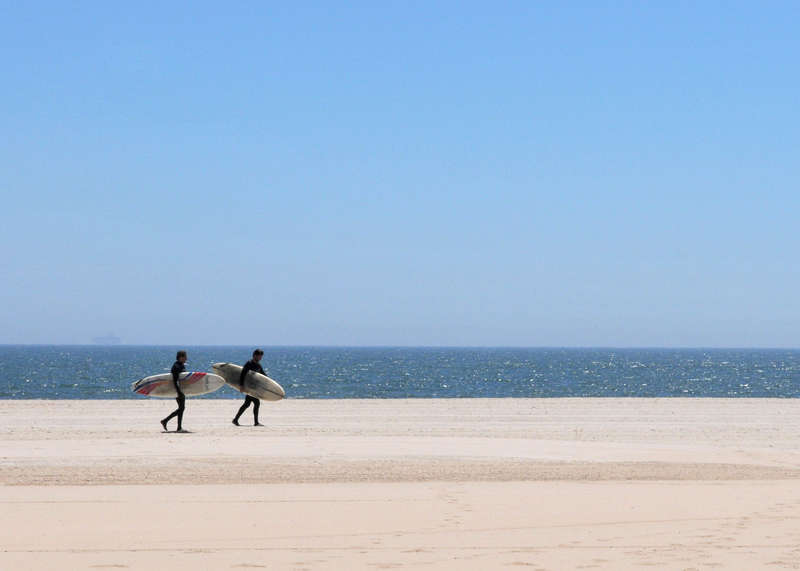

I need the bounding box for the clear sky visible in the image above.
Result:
[1,1,798,347]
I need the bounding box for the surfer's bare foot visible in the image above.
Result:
[254,422,264,426]
[160,419,168,431]
[232,419,239,426]
[176,428,188,433]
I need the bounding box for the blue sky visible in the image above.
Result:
[1,1,799,346]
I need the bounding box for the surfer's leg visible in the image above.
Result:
[233,396,251,425]
[162,396,182,430]
[253,398,262,426]
[175,395,186,431]
[163,408,178,424]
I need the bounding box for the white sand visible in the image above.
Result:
[2,398,800,569]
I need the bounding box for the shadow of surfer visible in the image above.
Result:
[161,350,189,433]
[232,349,265,427]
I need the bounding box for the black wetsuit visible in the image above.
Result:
[233,359,263,425]
[162,360,186,430]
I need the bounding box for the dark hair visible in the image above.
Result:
[253,349,264,357]
[176,350,187,359]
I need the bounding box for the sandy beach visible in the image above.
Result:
[3,398,800,569]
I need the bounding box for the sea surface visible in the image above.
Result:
[2,346,800,399]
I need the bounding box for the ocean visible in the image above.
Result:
[1,345,799,399]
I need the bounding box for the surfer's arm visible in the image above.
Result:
[238,364,249,388]
[171,364,185,397]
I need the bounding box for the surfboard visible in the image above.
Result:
[211,362,285,401]
[131,371,225,398]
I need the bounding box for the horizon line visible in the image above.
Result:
[2,343,800,351]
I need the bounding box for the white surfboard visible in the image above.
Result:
[212,362,285,401]
[131,371,225,398]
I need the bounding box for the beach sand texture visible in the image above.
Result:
[2,398,800,569]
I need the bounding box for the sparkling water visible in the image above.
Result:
[2,345,799,399]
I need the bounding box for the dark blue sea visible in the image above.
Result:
[2,346,800,399]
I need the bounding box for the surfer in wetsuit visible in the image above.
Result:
[161,350,187,432]
[232,349,264,426]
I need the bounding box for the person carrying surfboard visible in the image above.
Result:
[161,350,188,432]
[232,349,265,426]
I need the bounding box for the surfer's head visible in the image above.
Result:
[176,350,187,362]
[253,349,263,361]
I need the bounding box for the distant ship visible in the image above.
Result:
[92,334,121,345]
